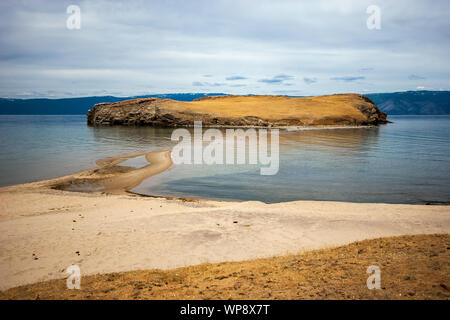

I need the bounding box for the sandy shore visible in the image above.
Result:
[0,147,449,292]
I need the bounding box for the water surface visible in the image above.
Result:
[0,115,449,204]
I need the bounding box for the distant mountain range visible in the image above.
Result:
[0,93,226,115]
[365,91,450,115]
[0,91,448,115]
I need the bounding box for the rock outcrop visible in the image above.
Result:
[87,94,388,127]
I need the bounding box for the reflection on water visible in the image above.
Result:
[117,155,149,168]
[90,126,176,150]
[280,127,380,154]
[1,115,450,204]
[134,117,450,204]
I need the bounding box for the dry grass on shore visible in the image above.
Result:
[1,234,449,300]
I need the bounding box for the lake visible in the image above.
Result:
[0,115,449,204]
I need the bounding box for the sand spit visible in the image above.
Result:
[51,149,173,194]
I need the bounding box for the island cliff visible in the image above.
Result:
[87,93,388,127]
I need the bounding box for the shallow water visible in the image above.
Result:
[117,155,150,168]
[0,115,449,204]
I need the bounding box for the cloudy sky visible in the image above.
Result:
[0,0,449,98]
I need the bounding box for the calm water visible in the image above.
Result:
[0,115,449,204]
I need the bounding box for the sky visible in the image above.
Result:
[0,0,449,98]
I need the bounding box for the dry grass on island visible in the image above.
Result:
[87,94,388,127]
[2,234,449,300]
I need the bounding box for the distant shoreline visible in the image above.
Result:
[1,90,450,116]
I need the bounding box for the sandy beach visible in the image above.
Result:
[0,149,449,294]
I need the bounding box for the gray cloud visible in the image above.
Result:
[304,77,318,84]
[226,76,247,81]
[408,74,426,80]
[258,74,294,84]
[192,82,223,87]
[273,74,294,81]
[330,76,366,82]
[258,78,283,84]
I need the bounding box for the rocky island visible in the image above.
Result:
[87,93,388,127]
